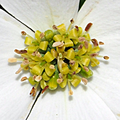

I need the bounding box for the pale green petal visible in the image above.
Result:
[1,0,79,31]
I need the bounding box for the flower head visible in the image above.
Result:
[1,0,120,120]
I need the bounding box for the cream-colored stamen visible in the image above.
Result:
[84,40,88,49]
[57,78,63,84]
[69,90,73,96]
[83,66,89,72]
[15,67,22,74]
[78,37,85,42]
[35,75,42,82]
[82,78,88,85]
[49,65,55,69]
[8,58,17,63]
[52,41,64,47]
[22,60,29,65]
[58,41,64,47]
[21,76,27,81]
[36,52,41,57]
[59,73,63,79]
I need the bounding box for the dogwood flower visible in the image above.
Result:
[0,0,120,120]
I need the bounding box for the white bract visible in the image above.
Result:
[0,0,120,120]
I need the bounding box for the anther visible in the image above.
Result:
[42,85,49,93]
[8,58,17,63]
[52,41,64,47]
[90,53,99,57]
[85,23,93,32]
[69,60,75,66]
[24,57,28,60]
[36,52,41,57]
[30,87,36,97]
[103,56,109,60]
[14,49,27,54]
[69,90,73,96]
[35,75,42,82]
[58,41,64,47]
[49,65,55,69]
[70,18,74,24]
[52,25,58,30]
[84,40,88,49]
[15,67,22,74]
[32,51,36,56]
[59,73,63,79]
[21,76,27,81]
[99,41,104,45]
[78,37,85,42]
[78,44,83,50]
[40,32,45,38]
[83,66,89,72]
[91,39,98,46]
[22,60,29,65]
[81,78,88,85]
[75,26,79,31]
[21,31,27,36]
[33,75,37,80]
[57,78,63,84]
[72,71,76,75]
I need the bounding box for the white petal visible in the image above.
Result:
[1,0,79,31]
[75,0,120,119]
[0,10,37,119]
[27,86,116,120]
[75,0,120,38]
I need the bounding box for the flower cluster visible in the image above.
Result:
[8,19,109,97]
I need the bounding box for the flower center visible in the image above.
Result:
[8,19,109,97]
